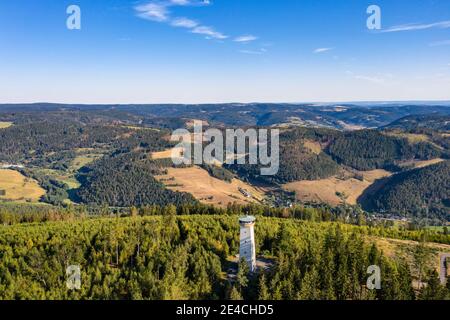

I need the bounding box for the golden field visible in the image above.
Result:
[283,169,392,206]
[0,169,46,202]
[0,121,13,129]
[156,166,266,207]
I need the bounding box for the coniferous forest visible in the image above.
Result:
[1,212,449,300]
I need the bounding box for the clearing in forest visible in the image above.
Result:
[398,158,444,169]
[370,236,450,287]
[156,166,266,207]
[0,121,13,129]
[0,169,46,202]
[283,169,392,206]
[150,147,184,160]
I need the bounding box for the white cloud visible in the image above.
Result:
[135,3,169,22]
[191,26,228,39]
[354,75,385,84]
[234,35,258,43]
[314,48,333,53]
[429,39,450,47]
[135,1,233,41]
[171,17,198,28]
[169,0,191,5]
[239,48,266,55]
[169,0,209,6]
[381,20,450,33]
[346,70,388,84]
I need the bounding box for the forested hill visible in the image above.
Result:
[227,127,444,184]
[1,103,450,129]
[384,114,450,131]
[226,128,340,184]
[1,214,448,300]
[75,152,196,207]
[327,130,442,171]
[0,120,171,164]
[360,161,450,220]
[0,109,448,220]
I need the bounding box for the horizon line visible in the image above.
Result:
[1,99,450,106]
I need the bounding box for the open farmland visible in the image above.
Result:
[399,158,445,169]
[283,169,392,206]
[0,169,46,202]
[150,147,184,160]
[383,131,430,143]
[156,166,266,207]
[0,121,13,129]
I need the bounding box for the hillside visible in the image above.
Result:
[0,109,448,222]
[156,166,266,207]
[75,152,196,207]
[226,128,341,184]
[284,169,392,206]
[327,130,442,171]
[384,114,450,132]
[0,169,45,203]
[2,103,450,129]
[1,213,448,300]
[360,161,450,221]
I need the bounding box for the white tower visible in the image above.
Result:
[239,216,256,272]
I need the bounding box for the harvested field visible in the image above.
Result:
[384,131,430,143]
[399,158,445,169]
[150,147,184,160]
[283,169,392,206]
[156,166,266,207]
[0,169,45,202]
[0,122,13,129]
[303,140,322,155]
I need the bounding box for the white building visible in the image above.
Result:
[239,216,256,272]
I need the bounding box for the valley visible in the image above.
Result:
[0,104,448,222]
[3,0,450,303]
[0,103,449,301]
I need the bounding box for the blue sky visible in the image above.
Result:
[1,0,450,103]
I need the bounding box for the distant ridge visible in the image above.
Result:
[1,102,449,129]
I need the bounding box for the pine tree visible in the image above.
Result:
[298,267,320,300]
[413,241,432,290]
[130,206,138,217]
[445,276,450,299]
[229,285,243,300]
[258,272,270,300]
[419,270,445,300]
[237,258,250,290]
